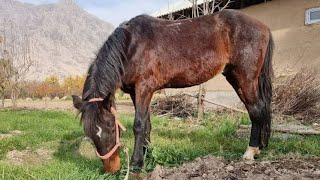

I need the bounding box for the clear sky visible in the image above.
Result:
[18,0,170,26]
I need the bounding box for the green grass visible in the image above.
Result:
[0,110,319,179]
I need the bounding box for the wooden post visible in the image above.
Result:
[197,84,204,123]
[160,89,166,95]
[184,92,247,114]
[0,96,4,108]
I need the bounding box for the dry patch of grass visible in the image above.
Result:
[78,137,96,159]
[0,130,22,140]
[5,148,53,166]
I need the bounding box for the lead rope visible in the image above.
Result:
[123,146,130,180]
[88,98,130,178]
[111,107,129,180]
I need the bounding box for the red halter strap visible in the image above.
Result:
[88,98,126,160]
[88,98,104,102]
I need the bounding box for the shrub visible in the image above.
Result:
[151,94,196,118]
[272,68,320,121]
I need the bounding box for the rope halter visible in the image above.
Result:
[88,98,126,160]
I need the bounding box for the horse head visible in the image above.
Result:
[72,94,125,173]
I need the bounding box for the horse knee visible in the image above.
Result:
[133,120,144,135]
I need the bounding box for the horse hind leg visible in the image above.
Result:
[242,96,268,160]
[224,31,273,160]
[224,66,272,160]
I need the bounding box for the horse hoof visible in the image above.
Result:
[130,161,143,172]
[242,146,260,160]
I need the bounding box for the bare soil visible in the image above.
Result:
[148,156,320,180]
[2,91,242,115]
[3,99,135,113]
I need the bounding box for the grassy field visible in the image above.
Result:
[0,110,320,179]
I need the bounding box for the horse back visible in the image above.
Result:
[122,10,270,90]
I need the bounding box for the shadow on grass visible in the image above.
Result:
[53,130,104,173]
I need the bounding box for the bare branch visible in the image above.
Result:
[0,19,34,108]
[218,0,232,11]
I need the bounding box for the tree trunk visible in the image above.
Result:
[0,95,4,108]
[11,88,17,109]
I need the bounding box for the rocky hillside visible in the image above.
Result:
[0,0,114,80]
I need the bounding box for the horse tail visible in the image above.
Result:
[258,30,274,148]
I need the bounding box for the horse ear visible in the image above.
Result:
[102,94,112,111]
[72,95,84,110]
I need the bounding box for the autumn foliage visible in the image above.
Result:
[22,74,86,99]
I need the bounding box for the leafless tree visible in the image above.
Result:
[0,33,10,107]
[0,20,34,108]
[0,56,13,108]
[0,61,6,107]
[188,0,232,18]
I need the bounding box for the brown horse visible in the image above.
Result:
[72,9,273,173]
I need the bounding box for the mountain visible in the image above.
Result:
[0,0,114,80]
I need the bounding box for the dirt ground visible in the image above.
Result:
[3,91,240,113]
[2,99,135,113]
[2,92,240,113]
[148,156,320,180]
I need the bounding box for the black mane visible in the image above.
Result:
[82,26,129,100]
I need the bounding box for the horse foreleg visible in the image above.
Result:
[131,87,153,170]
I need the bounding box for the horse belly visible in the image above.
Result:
[164,61,226,88]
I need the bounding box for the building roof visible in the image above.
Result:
[152,0,215,17]
[152,0,270,17]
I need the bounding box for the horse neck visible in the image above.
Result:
[83,27,129,100]
[85,83,119,101]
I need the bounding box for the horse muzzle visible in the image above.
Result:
[101,147,121,173]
